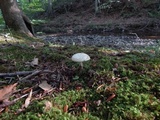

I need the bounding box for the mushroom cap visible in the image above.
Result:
[71,53,90,62]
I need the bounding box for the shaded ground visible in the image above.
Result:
[35,3,160,51]
[36,9,160,51]
[35,8,160,37]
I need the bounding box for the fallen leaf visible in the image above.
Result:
[63,105,68,113]
[44,101,52,112]
[0,83,18,102]
[75,84,82,91]
[96,84,105,93]
[94,100,101,106]
[31,58,38,66]
[39,81,53,92]
[21,87,32,94]
[82,106,88,113]
[24,89,32,108]
[76,86,82,91]
[0,108,5,113]
[16,108,25,115]
[59,81,63,91]
[106,93,116,102]
[105,87,116,92]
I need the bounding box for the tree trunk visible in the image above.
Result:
[47,0,53,16]
[0,0,34,37]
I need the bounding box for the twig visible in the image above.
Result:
[0,90,39,109]
[18,70,41,83]
[0,94,28,109]
[18,70,56,83]
[129,33,140,39]
[0,70,55,78]
[0,81,7,84]
[0,71,34,77]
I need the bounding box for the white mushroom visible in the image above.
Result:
[71,53,90,69]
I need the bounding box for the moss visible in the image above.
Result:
[0,34,160,119]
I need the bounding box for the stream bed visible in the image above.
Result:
[40,34,160,50]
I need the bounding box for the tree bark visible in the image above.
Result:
[0,0,34,37]
[47,0,53,16]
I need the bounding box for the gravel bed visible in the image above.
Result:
[40,34,160,50]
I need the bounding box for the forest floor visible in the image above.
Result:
[0,2,160,119]
[36,9,160,50]
[0,33,160,119]
[36,10,160,37]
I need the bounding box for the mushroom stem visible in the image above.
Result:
[80,62,83,69]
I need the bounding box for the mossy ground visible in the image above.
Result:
[0,34,160,120]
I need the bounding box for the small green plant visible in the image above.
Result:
[18,0,45,16]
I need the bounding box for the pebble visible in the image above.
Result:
[40,34,160,50]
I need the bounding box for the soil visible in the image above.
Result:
[35,10,160,37]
